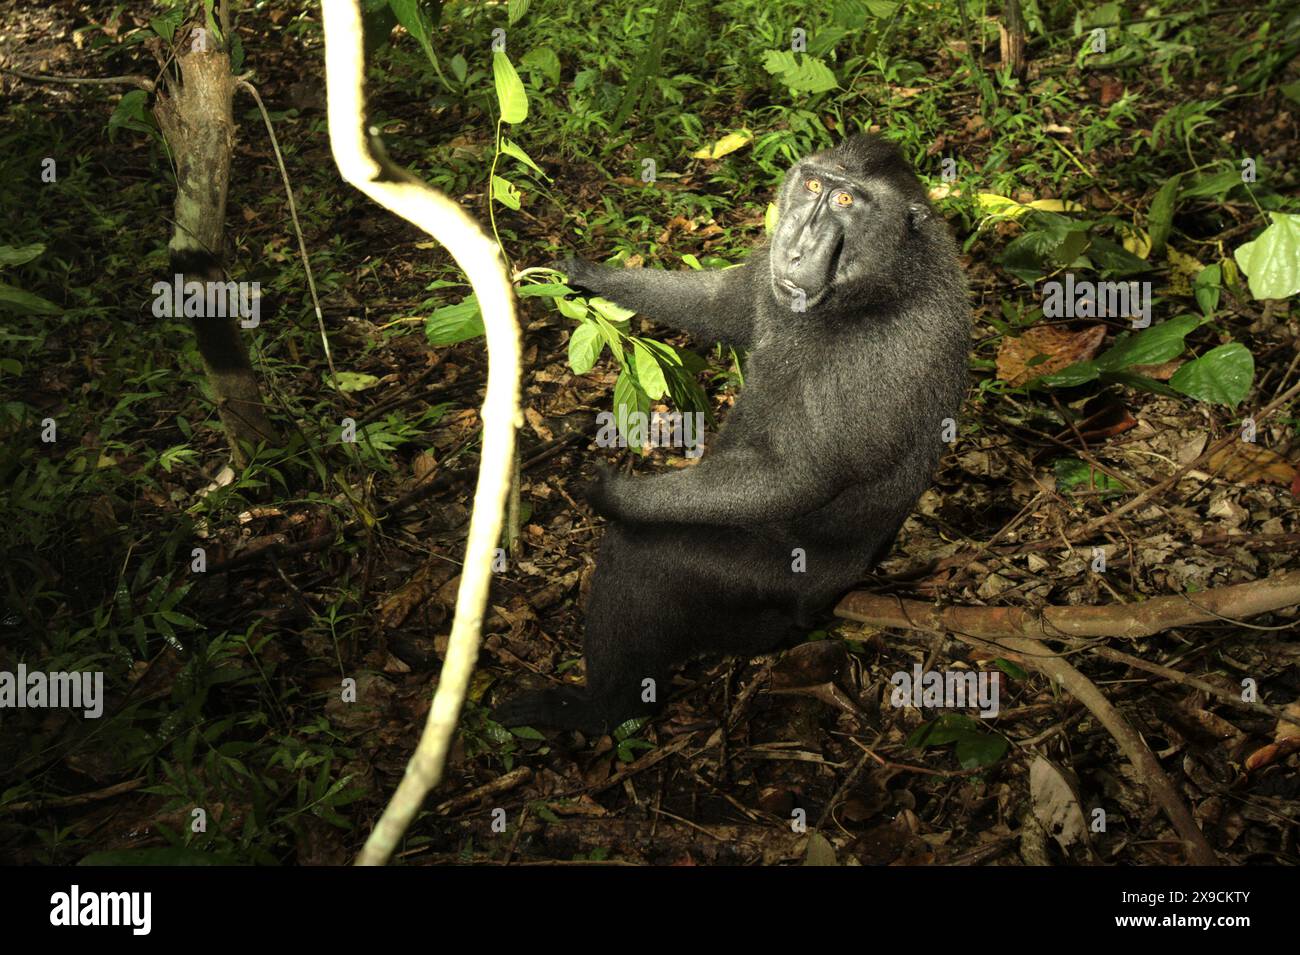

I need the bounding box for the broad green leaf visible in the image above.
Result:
[520,46,561,86]
[1233,213,1300,300]
[500,138,545,177]
[361,0,398,57]
[1038,360,1099,388]
[449,53,467,83]
[764,202,779,235]
[613,368,651,448]
[389,0,440,68]
[106,89,157,141]
[955,732,1008,769]
[1100,371,1181,397]
[425,295,485,345]
[1084,236,1150,277]
[908,713,978,747]
[491,175,521,210]
[592,314,625,360]
[1169,343,1254,407]
[0,280,60,314]
[1179,166,1244,200]
[567,321,603,374]
[507,0,529,25]
[1194,264,1221,316]
[493,52,528,124]
[0,243,45,267]
[334,371,381,392]
[1094,314,1202,372]
[590,296,636,323]
[555,296,588,320]
[638,338,683,366]
[517,282,570,298]
[1146,174,1180,256]
[632,342,668,400]
[994,658,1029,681]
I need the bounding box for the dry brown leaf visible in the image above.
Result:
[1029,756,1088,851]
[1206,444,1298,486]
[996,324,1107,386]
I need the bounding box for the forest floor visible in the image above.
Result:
[0,0,1297,865]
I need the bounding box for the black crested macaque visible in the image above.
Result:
[495,133,970,734]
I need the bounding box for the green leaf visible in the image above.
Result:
[632,342,668,400]
[761,50,839,94]
[1093,314,1202,372]
[493,52,528,124]
[0,243,45,267]
[908,713,978,748]
[589,296,636,323]
[491,175,521,210]
[388,0,441,68]
[520,46,561,86]
[567,321,603,374]
[1037,360,1099,388]
[517,282,570,298]
[994,658,1029,681]
[1085,237,1151,277]
[764,201,779,235]
[1054,457,1126,495]
[613,369,651,448]
[1194,264,1221,316]
[1179,166,1244,200]
[1233,213,1300,300]
[149,8,184,42]
[1099,371,1181,397]
[106,89,158,141]
[507,0,530,25]
[1169,343,1254,407]
[555,296,589,320]
[613,716,649,740]
[955,732,1008,769]
[0,280,60,314]
[808,26,849,58]
[334,371,381,393]
[361,0,398,56]
[591,313,626,361]
[425,295,485,345]
[500,138,545,177]
[1146,174,1180,257]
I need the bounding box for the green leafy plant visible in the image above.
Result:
[907,714,1008,770]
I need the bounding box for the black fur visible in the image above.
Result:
[495,134,970,734]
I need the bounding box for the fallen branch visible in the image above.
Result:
[834,570,1300,864]
[835,570,1300,640]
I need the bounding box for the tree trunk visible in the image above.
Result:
[999,0,1028,79]
[154,25,278,467]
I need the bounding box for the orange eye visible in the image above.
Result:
[805,178,822,193]
[834,191,853,206]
